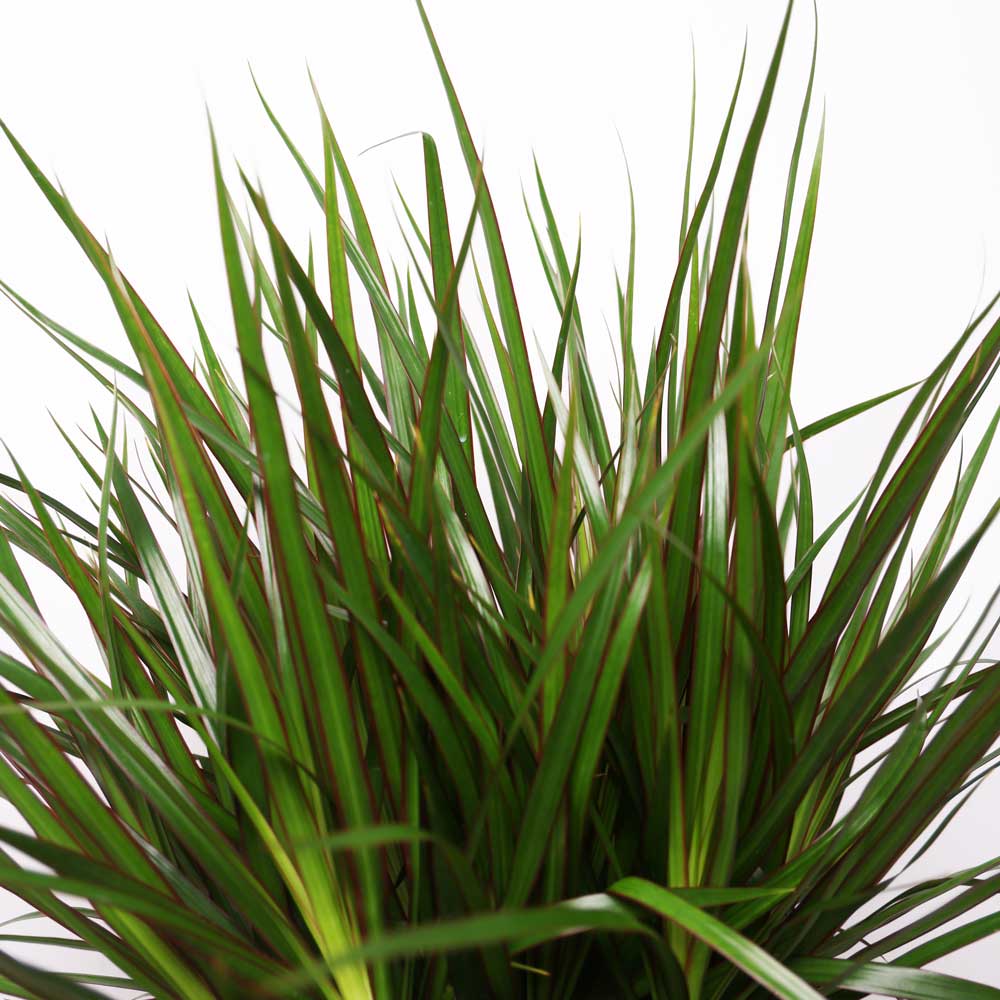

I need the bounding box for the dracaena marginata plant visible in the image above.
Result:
[0,2,998,998]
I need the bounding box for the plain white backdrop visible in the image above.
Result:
[1,0,1000,992]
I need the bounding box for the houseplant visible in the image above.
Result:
[0,0,998,996]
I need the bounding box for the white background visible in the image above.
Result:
[1,0,999,992]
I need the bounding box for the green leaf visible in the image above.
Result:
[792,957,1000,999]
[611,877,823,1000]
